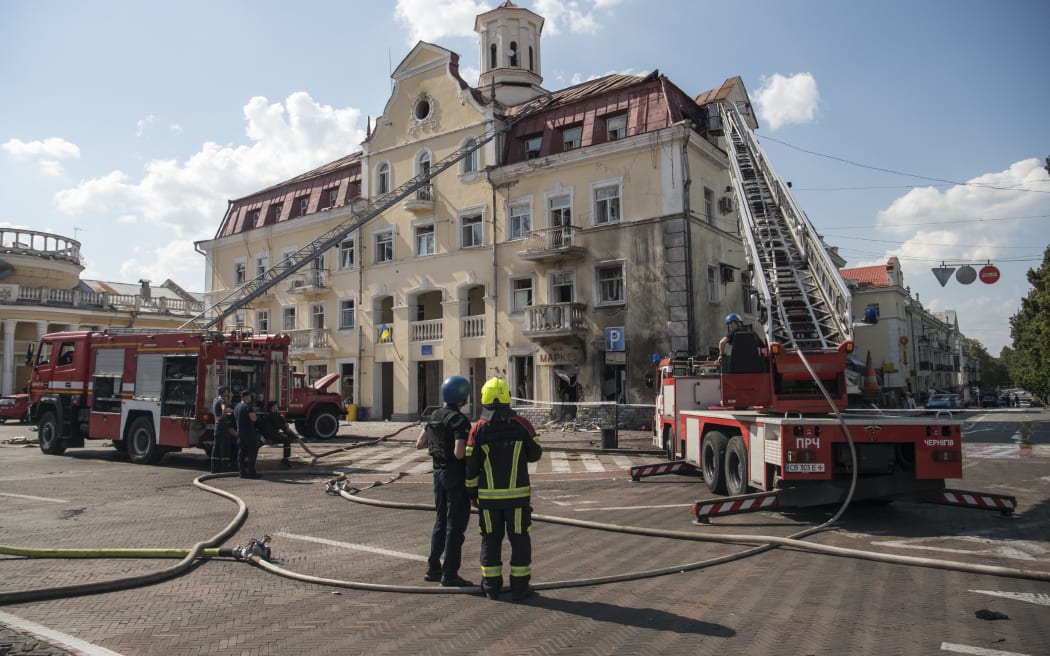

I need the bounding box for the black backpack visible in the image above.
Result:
[425,409,458,460]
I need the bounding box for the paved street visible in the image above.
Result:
[1,412,1049,655]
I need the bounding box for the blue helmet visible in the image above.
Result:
[725,313,742,324]
[440,375,472,405]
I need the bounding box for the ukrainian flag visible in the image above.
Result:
[378,324,391,343]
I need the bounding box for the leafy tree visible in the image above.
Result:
[1008,245,1050,401]
[964,337,1008,389]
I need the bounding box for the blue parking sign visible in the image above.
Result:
[605,326,625,352]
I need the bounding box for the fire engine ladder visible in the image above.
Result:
[183,95,555,331]
[719,103,853,350]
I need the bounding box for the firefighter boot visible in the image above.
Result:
[481,577,502,600]
[280,458,291,469]
[510,576,533,601]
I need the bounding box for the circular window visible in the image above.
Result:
[414,98,431,120]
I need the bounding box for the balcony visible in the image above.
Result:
[522,303,586,341]
[410,318,443,343]
[402,184,435,213]
[288,269,328,295]
[462,315,485,339]
[288,328,331,358]
[518,226,585,263]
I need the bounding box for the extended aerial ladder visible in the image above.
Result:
[184,96,553,331]
[719,103,853,350]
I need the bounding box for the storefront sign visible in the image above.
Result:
[538,345,582,366]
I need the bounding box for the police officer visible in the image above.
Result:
[466,377,542,601]
[234,390,261,479]
[414,375,474,587]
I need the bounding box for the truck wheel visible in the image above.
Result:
[127,417,162,465]
[309,410,340,440]
[294,420,313,438]
[112,440,128,452]
[38,412,66,455]
[702,431,728,494]
[724,436,749,496]
[664,428,677,461]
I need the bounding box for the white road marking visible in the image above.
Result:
[573,503,695,512]
[0,610,124,656]
[0,492,68,503]
[941,641,1031,656]
[971,590,1050,607]
[873,535,1050,562]
[611,455,633,469]
[580,453,605,472]
[548,451,572,473]
[275,531,427,562]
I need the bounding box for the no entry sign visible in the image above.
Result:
[979,265,1000,284]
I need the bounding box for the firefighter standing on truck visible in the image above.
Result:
[414,375,474,587]
[466,376,542,601]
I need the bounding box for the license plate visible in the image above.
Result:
[786,463,825,473]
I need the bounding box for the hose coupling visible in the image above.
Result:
[233,535,272,561]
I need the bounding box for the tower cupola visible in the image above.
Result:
[474,1,545,105]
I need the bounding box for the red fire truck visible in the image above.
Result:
[639,101,1016,520]
[288,371,344,440]
[27,329,291,465]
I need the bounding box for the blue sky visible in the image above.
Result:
[2,0,1047,355]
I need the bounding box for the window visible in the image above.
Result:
[415,223,435,256]
[562,126,582,152]
[375,230,393,263]
[255,253,269,277]
[413,97,431,120]
[704,187,714,223]
[511,277,533,313]
[462,138,479,173]
[509,40,519,67]
[339,299,356,329]
[338,239,355,269]
[528,46,534,72]
[256,309,270,334]
[282,306,296,331]
[490,43,497,68]
[296,195,310,217]
[460,212,483,249]
[311,303,325,329]
[607,114,627,141]
[234,261,246,285]
[509,203,531,241]
[234,310,246,327]
[707,266,720,303]
[324,188,339,208]
[742,280,754,314]
[377,163,391,195]
[551,271,575,303]
[247,209,260,227]
[525,135,542,160]
[267,202,283,225]
[594,184,621,225]
[548,195,572,247]
[416,152,432,200]
[596,263,625,306]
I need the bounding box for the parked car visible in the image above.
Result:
[981,393,999,408]
[926,393,961,410]
[0,394,31,423]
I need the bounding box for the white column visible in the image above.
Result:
[1,319,16,395]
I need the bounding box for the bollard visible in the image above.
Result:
[601,428,617,449]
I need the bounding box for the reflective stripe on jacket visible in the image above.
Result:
[465,404,542,509]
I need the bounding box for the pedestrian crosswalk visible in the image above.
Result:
[310,443,651,475]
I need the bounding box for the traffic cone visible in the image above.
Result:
[862,350,880,397]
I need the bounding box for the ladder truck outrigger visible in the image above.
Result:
[643,102,1016,522]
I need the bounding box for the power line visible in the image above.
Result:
[755,133,1050,194]
[818,213,1050,230]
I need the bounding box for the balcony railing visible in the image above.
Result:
[403,184,435,213]
[410,318,443,343]
[462,315,485,339]
[518,226,585,262]
[288,269,328,293]
[522,303,586,338]
[288,328,329,351]
[0,228,81,265]
[0,284,203,315]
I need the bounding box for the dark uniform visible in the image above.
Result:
[422,404,473,585]
[256,403,294,469]
[234,394,261,479]
[466,397,542,600]
[210,409,236,473]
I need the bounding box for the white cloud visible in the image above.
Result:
[754,72,820,131]
[170,123,183,135]
[565,67,641,86]
[536,0,618,35]
[1,137,80,161]
[459,65,481,86]
[394,0,491,43]
[38,160,64,176]
[136,114,156,137]
[53,92,366,288]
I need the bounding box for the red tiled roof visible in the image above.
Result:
[840,263,892,288]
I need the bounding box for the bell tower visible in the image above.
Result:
[474,1,545,105]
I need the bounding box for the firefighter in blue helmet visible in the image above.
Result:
[415,375,474,587]
[466,376,542,601]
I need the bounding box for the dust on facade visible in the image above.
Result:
[1,2,978,414]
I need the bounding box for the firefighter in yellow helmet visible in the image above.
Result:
[466,376,542,600]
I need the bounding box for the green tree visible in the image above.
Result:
[964,337,1008,389]
[1009,245,1050,400]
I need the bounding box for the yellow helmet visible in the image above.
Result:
[481,377,511,405]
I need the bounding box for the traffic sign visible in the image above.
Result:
[979,265,1000,284]
[931,266,955,287]
[955,265,976,284]
[605,326,625,351]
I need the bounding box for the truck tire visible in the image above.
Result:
[664,427,677,461]
[724,435,749,496]
[702,431,728,494]
[309,410,340,440]
[294,420,313,438]
[127,417,162,465]
[38,412,66,455]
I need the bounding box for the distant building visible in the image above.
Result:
[0,227,203,394]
